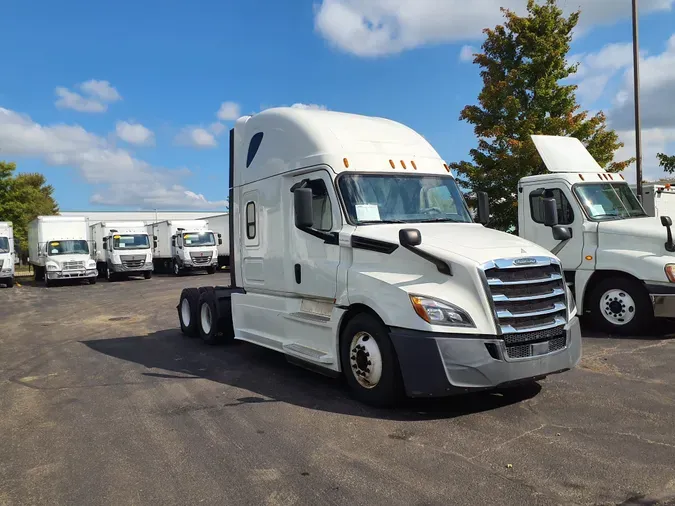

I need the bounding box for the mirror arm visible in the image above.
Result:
[551,238,572,256]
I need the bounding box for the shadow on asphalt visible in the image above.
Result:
[578,316,675,340]
[82,329,542,421]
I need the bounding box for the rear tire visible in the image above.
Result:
[588,276,653,335]
[177,288,200,337]
[340,313,404,408]
[198,290,223,345]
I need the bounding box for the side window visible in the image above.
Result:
[246,202,256,239]
[530,188,575,225]
[305,179,333,232]
[246,132,263,168]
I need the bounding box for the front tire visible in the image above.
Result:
[340,313,404,407]
[144,271,152,280]
[206,266,216,275]
[177,288,200,337]
[172,260,182,277]
[106,266,117,282]
[588,276,654,335]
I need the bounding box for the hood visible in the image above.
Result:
[354,223,554,265]
[47,253,92,264]
[598,217,674,256]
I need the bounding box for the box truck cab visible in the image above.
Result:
[149,220,221,276]
[631,183,675,219]
[0,221,15,288]
[90,221,153,281]
[178,107,581,407]
[518,135,675,335]
[201,213,230,269]
[28,216,98,287]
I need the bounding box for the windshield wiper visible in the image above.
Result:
[357,219,407,224]
[418,218,463,223]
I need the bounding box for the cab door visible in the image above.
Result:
[521,183,585,270]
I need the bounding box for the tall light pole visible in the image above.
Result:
[632,0,643,200]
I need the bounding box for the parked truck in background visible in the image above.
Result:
[90,221,153,281]
[28,216,98,287]
[0,221,16,288]
[516,135,675,335]
[148,219,221,276]
[201,213,230,269]
[176,107,582,407]
[630,183,675,219]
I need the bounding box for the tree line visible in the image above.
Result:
[0,161,59,260]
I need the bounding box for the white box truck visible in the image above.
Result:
[0,221,15,288]
[28,216,98,287]
[516,135,675,335]
[90,221,153,281]
[176,107,582,407]
[630,183,675,219]
[201,213,230,269]
[148,219,221,276]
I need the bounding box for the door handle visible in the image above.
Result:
[294,264,301,284]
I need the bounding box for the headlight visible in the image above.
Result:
[409,295,474,327]
[88,260,96,267]
[47,264,59,271]
[666,264,675,283]
[566,285,577,318]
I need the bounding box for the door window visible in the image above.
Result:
[530,188,575,225]
[304,179,333,232]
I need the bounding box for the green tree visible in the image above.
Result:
[450,0,634,232]
[657,153,675,174]
[0,161,59,257]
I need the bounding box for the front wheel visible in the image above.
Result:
[144,271,152,279]
[206,266,216,275]
[588,276,654,335]
[340,313,404,407]
[172,260,182,277]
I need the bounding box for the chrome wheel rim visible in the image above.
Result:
[600,288,636,325]
[349,332,383,389]
[181,298,191,326]
[201,303,212,334]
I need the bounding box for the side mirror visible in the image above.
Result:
[552,226,572,241]
[661,215,675,252]
[217,233,223,245]
[399,228,422,247]
[476,191,490,225]
[543,198,559,227]
[294,188,314,228]
[171,236,176,247]
[153,239,158,248]
[661,215,672,227]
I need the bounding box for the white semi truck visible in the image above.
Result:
[148,219,221,276]
[201,213,230,269]
[176,107,582,407]
[90,221,153,281]
[517,135,675,335]
[28,216,98,287]
[0,221,16,288]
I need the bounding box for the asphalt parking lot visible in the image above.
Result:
[1,275,674,506]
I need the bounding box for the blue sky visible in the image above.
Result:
[2,0,674,211]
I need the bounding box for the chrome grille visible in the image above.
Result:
[189,252,212,265]
[120,255,145,269]
[63,261,85,271]
[481,256,569,359]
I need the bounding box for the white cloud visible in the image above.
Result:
[0,107,226,209]
[209,122,226,136]
[217,101,241,121]
[615,127,675,182]
[174,126,217,148]
[54,79,122,113]
[314,0,675,57]
[459,45,475,63]
[115,121,154,146]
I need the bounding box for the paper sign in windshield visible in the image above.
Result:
[355,204,381,222]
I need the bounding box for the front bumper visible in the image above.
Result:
[181,260,217,270]
[109,262,153,273]
[389,317,582,398]
[646,283,675,318]
[47,269,98,279]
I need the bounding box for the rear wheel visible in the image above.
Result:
[177,288,200,337]
[588,276,653,335]
[340,313,404,407]
[198,290,223,345]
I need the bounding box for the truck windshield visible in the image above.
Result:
[337,174,473,224]
[574,183,647,221]
[113,234,150,250]
[183,232,215,247]
[47,240,89,255]
[0,237,9,253]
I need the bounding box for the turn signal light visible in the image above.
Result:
[666,264,675,283]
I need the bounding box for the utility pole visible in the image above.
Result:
[632,0,643,201]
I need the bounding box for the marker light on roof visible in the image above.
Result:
[343,158,349,168]
[400,160,407,169]
[620,174,625,180]
[579,174,585,180]
[389,159,395,169]
[411,160,417,170]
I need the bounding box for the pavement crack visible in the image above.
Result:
[467,424,546,462]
